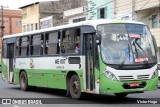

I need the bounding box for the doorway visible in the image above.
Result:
[83,34,95,91]
[8,43,15,83]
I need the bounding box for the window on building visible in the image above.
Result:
[23,25,26,32]
[27,25,30,31]
[62,28,81,54]
[35,23,38,30]
[22,14,27,19]
[19,36,29,57]
[16,21,21,26]
[73,17,86,23]
[98,7,107,19]
[31,24,34,31]
[100,8,105,18]
[30,34,44,55]
[152,15,158,28]
[45,32,60,55]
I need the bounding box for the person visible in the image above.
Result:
[62,45,65,53]
[75,41,80,54]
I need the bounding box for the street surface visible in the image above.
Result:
[0,74,160,107]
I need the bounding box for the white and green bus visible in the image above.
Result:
[1,19,159,99]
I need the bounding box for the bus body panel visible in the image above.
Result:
[13,56,85,90]
[1,19,158,96]
[1,59,8,81]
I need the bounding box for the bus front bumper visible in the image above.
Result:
[100,75,158,94]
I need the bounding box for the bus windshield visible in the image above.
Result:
[98,23,157,65]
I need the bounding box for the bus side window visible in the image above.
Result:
[19,36,29,57]
[62,28,80,54]
[45,32,60,55]
[31,34,43,56]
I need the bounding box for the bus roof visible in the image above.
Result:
[3,19,145,39]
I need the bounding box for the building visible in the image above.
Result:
[0,9,22,60]
[20,2,40,32]
[88,0,114,20]
[63,0,88,23]
[20,0,88,31]
[114,0,133,20]
[0,9,22,36]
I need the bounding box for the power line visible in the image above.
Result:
[138,6,159,22]
[129,0,151,20]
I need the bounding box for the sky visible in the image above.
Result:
[0,0,58,9]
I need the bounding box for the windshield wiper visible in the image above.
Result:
[132,38,149,64]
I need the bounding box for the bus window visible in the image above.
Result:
[19,36,29,57]
[62,28,80,54]
[45,32,60,55]
[16,38,19,57]
[30,34,44,56]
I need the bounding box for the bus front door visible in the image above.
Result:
[84,34,95,91]
[7,43,15,83]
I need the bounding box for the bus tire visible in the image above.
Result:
[115,93,128,98]
[69,74,82,99]
[19,71,29,91]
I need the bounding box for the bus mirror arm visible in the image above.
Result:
[79,64,81,69]
[152,35,158,52]
[96,40,101,45]
[96,35,101,45]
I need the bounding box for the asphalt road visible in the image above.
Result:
[0,74,160,107]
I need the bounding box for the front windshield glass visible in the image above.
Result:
[98,24,156,65]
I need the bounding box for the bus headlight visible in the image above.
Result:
[151,70,158,79]
[104,70,117,81]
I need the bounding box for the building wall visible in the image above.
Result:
[88,0,114,20]
[0,9,22,60]
[0,9,22,35]
[134,0,160,11]
[21,3,40,32]
[40,0,87,26]
[114,0,133,20]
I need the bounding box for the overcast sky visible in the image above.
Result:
[0,0,58,9]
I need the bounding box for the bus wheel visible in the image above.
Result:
[114,93,128,98]
[20,71,29,91]
[69,74,82,99]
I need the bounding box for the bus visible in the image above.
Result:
[1,19,159,99]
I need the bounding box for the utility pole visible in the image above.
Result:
[0,5,8,37]
[0,5,8,55]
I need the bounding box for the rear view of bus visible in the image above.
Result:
[98,22,158,97]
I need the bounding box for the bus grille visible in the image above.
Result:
[118,75,150,81]
[118,76,134,81]
[137,75,150,80]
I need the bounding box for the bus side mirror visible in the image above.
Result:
[96,34,101,45]
[152,35,158,52]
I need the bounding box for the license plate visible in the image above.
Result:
[130,82,139,87]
